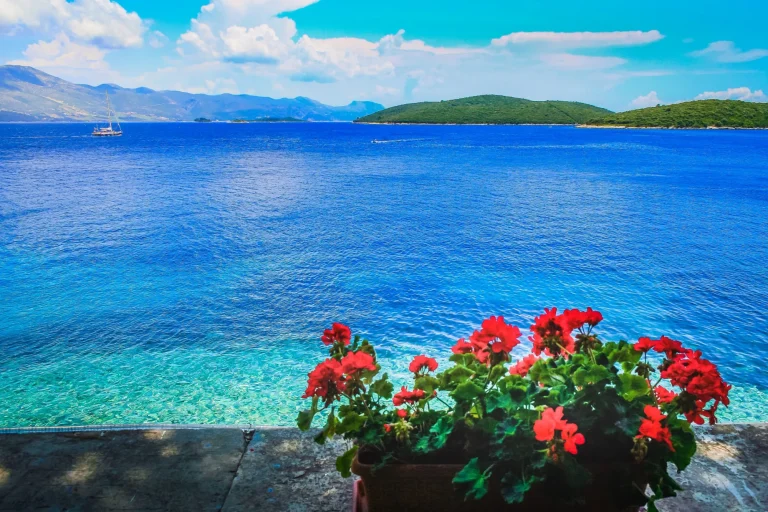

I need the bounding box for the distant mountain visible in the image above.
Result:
[584,100,768,128]
[354,95,612,124]
[0,66,384,122]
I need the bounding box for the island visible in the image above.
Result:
[354,95,612,125]
[583,100,768,129]
[194,117,212,122]
[228,117,308,123]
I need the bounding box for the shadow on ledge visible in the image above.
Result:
[0,424,765,511]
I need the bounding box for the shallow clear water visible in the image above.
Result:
[1,123,767,427]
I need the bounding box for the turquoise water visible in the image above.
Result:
[1,123,767,426]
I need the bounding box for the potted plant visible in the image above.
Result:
[297,308,731,511]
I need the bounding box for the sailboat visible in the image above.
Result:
[92,91,122,137]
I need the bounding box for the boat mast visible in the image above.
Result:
[105,91,113,130]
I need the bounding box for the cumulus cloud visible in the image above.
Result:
[0,0,147,49]
[629,91,663,109]
[492,30,664,48]
[220,24,287,63]
[694,87,767,102]
[689,41,768,63]
[8,32,108,69]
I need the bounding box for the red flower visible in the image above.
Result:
[384,424,392,433]
[655,386,677,404]
[409,355,438,374]
[509,354,539,377]
[530,308,576,358]
[321,323,351,346]
[653,336,684,358]
[561,423,585,455]
[562,307,603,331]
[341,351,376,375]
[302,359,345,399]
[451,338,474,355]
[393,386,426,406]
[396,408,408,418]
[533,406,568,441]
[469,316,522,364]
[637,405,674,451]
[634,337,656,353]
[660,348,730,425]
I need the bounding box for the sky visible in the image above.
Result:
[1,0,767,111]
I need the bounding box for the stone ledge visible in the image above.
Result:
[0,424,764,511]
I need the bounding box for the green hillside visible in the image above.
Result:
[585,100,768,128]
[355,95,612,124]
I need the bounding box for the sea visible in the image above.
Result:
[1,122,767,427]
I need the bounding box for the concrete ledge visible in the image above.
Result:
[0,424,765,511]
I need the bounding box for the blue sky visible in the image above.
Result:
[2,0,767,110]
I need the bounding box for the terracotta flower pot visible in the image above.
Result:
[351,453,644,512]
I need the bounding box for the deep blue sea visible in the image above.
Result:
[1,123,767,427]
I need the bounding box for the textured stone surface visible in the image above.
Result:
[222,428,353,512]
[657,423,767,512]
[0,429,245,511]
[0,424,765,511]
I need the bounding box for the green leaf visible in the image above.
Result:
[314,411,337,444]
[572,365,612,386]
[496,418,519,440]
[414,375,440,395]
[451,380,484,402]
[296,396,319,431]
[370,374,394,399]
[429,416,454,450]
[669,418,697,471]
[335,412,366,435]
[335,445,359,478]
[446,365,475,384]
[501,472,540,504]
[487,392,514,413]
[618,374,650,401]
[453,458,490,501]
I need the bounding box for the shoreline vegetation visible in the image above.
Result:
[355,95,611,125]
[583,99,768,129]
[356,96,768,129]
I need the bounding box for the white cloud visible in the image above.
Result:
[629,91,663,109]
[0,0,147,49]
[689,41,768,63]
[149,30,168,49]
[694,87,767,102]
[375,85,398,95]
[378,29,481,56]
[220,24,287,63]
[539,53,626,70]
[8,32,108,69]
[492,30,664,48]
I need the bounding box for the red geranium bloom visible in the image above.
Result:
[409,355,438,374]
[393,386,426,406]
[469,316,522,364]
[634,337,656,353]
[561,307,603,332]
[638,405,674,451]
[302,359,345,399]
[396,408,408,418]
[451,338,474,355]
[660,348,730,425]
[653,336,684,358]
[655,386,677,404]
[383,424,392,433]
[534,406,568,441]
[509,354,539,377]
[530,308,576,358]
[341,351,376,375]
[321,323,351,346]
[561,423,585,455]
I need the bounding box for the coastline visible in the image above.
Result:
[578,124,768,130]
